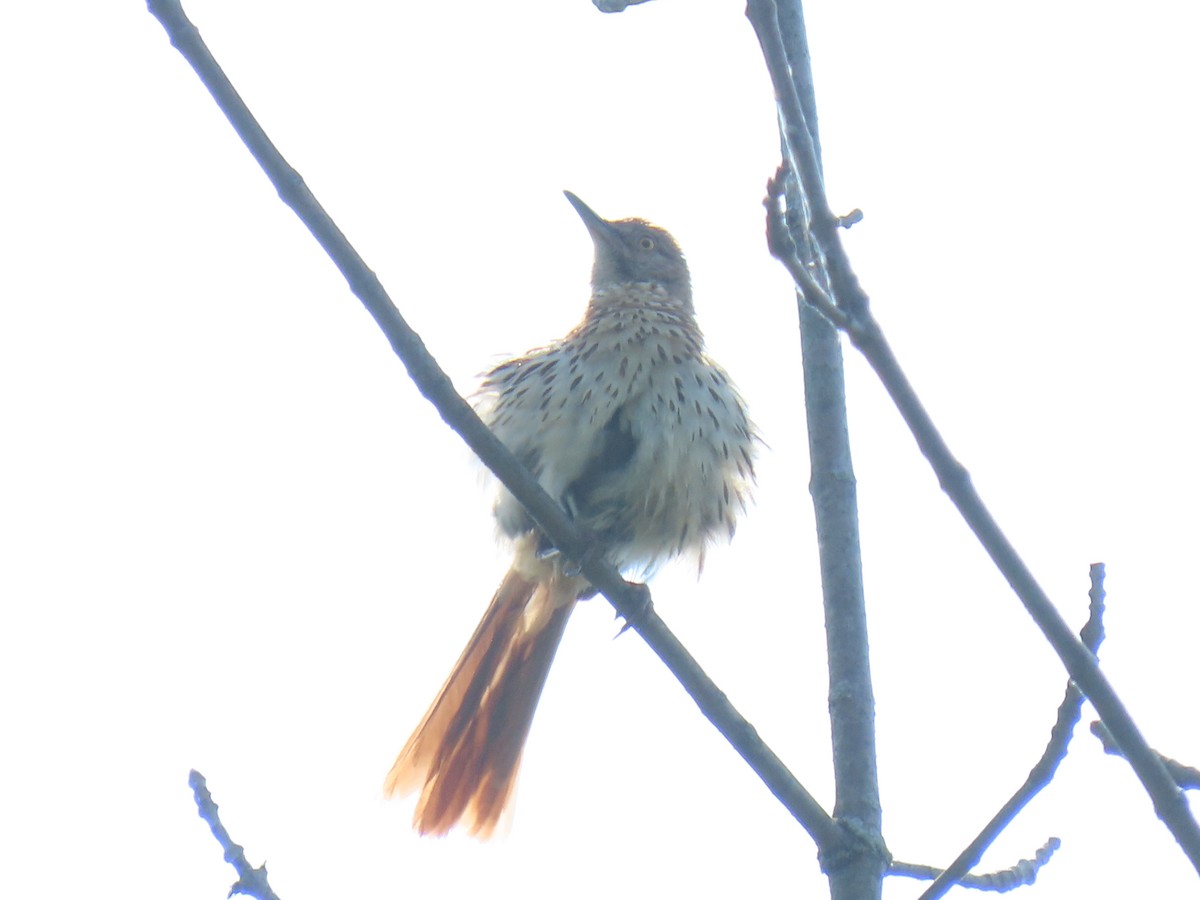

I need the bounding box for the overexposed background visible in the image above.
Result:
[1,2,1197,896]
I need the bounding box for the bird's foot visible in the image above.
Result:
[613,581,653,638]
[560,532,604,578]
[535,531,561,560]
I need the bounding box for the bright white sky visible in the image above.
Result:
[2,2,1197,897]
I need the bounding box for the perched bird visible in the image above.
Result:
[385,192,756,838]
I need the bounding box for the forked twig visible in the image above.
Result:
[913,564,1107,898]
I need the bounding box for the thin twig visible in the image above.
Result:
[914,564,1108,898]
[891,838,1061,893]
[745,0,1200,871]
[746,0,871,325]
[1092,721,1200,792]
[764,169,847,329]
[189,770,282,900]
[146,0,840,852]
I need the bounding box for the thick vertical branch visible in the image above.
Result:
[800,300,885,894]
[749,0,1200,874]
[769,2,886,896]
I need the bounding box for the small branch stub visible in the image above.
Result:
[836,209,864,229]
[592,0,654,11]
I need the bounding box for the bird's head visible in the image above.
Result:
[564,191,692,306]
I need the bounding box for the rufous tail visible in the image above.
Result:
[385,543,582,838]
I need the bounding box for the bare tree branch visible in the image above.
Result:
[1092,721,1200,792]
[189,770,282,900]
[146,0,841,853]
[913,564,1107,898]
[759,4,886,897]
[892,838,1061,893]
[764,169,847,329]
[746,0,1200,872]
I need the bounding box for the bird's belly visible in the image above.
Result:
[486,347,752,574]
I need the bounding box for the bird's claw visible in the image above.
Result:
[613,581,653,638]
[560,534,604,578]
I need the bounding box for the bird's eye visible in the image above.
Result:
[638,236,655,251]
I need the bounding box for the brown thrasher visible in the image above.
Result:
[385,192,756,838]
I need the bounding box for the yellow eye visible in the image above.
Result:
[638,236,655,251]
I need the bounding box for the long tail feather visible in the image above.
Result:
[386,554,579,838]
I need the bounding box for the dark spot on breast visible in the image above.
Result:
[510,361,541,384]
[563,406,638,537]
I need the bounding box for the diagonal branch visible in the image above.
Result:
[914,564,1108,899]
[146,0,841,853]
[746,0,1200,871]
[1091,721,1200,792]
[189,770,282,900]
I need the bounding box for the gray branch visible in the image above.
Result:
[147,0,840,856]
[913,564,1108,898]
[189,770,282,900]
[892,838,1061,893]
[1092,720,1200,792]
[746,0,1200,874]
